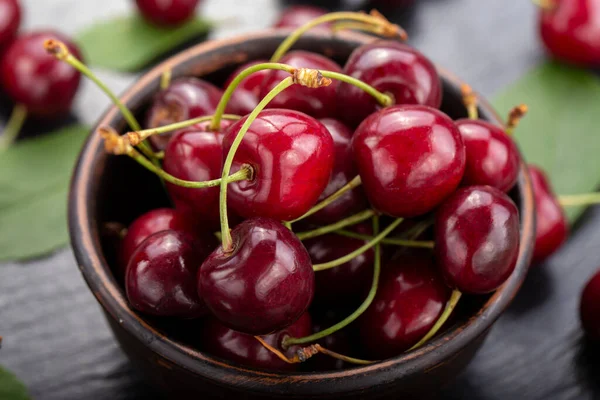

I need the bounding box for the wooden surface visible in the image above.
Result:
[0,1,599,399]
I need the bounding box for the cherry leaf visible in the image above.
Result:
[0,366,30,400]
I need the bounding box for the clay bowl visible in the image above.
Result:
[68,30,535,399]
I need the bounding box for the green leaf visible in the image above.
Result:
[0,125,89,261]
[76,14,212,72]
[0,366,30,400]
[493,62,600,223]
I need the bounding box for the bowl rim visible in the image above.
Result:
[68,29,536,395]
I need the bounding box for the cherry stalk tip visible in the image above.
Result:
[292,68,332,88]
[98,126,131,155]
[43,39,69,60]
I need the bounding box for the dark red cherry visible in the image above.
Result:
[304,223,373,304]
[529,165,569,264]
[223,109,335,221]
[0,0,21,50]
[337,40,442,127]
[260,51,342,119]
[135,0,200,26]
[273,5,329,30]
[144,77,227,150]
[199,217,315,335]
[580,269,600,340]
[352,105,466,218]
[223,60,270,116]
[456,119,521,192]
[435,185,520,294]
[359,251,449,358]
[201,313,312,371]
[539,0,600,66]
[126,230,212,318]
[304,118,368,226]
[0,31,82,118]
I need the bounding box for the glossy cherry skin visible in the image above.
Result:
[337,40,442,127]
[273,5,329,30]
[224,109,335,221]
[456,119,521,193]
[0,31,82,118]
[0,0,20,50]
[223,59,270,116]
[435,185,520,294]
[352,105,466,218]
[199,217,315,335]
[304,119,369,226]
[145,77,226,150]
[126,230,213,318]
[359,251,449,358]
[580,269,600,340]
[135,0,200,26]
[201,313,312,371]
[539,0,600,66]
[260,51,342,119]
[529,165,569,264]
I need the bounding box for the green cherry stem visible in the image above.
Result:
[407,289,462,351]
[320,70,394,107]
[0,104,27,151]
[559,193,600,207]
[295,209,375,241]
[160,69,172,90]
[284,216,383,347]
[334,229,435,249]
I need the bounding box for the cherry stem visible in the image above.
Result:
[531,0,557,11]
[558,193,600,207]
[312,217,403,272]
[295,209,376,241]
[320,70,394,107]
[219,77,296,252]
[271,10,407,62]
[210,63,295,130]
[461,84,478,120]
[0,104,27,151]
[284,216,383,347]
[160,69,172,90]
[407,289,462,351]
[505,104,528,136]
[334,229,435,248]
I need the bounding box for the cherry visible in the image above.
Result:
[126,230,212,318]
[201,313,312,371]
[304,118,369,226]
[434,185,520,294]
[135,0,200,26]
[528,164,569,264]
[456,119,521,193]
[337,40,442,127]
[580,269,600,340]
[352,104,466,218]
[538,0,600,66]
[144,77,227,150]
[0,0,20,51]
[304,223,373,304]
[0,31,82,117]
[223,60,270,116]
[223,109,335,222]
[199,217,315,335]
[259,51,342,118]
[273,5,329,30]
[359,251,449,358]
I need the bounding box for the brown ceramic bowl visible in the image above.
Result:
[68,30,535,399]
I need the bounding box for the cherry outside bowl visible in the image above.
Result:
[68,30,536,399]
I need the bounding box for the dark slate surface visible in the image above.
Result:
[1,0,599,399]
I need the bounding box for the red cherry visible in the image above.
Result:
[135,0,200,26]
[223,109,335,221]
[126,230,213,318]
[580,269,600,340]
[359,251,449,358]
[0,0,21,50]
[223,60,270,116]
[539,0,600,66]
[456,119,521,192]
[260,51,342,118]
[352,104,466,218]
[435,186,520,294]
[337,40,442,127]
[201,313,312,371]
[528,165,569,264]
[199,217,315,335]
[273,5,329,30]
[0,31,82,118]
